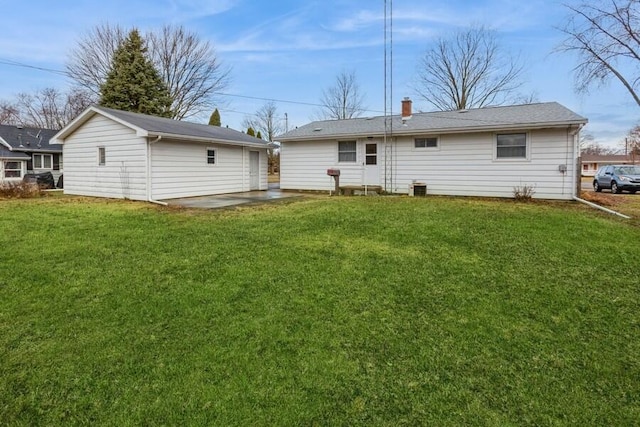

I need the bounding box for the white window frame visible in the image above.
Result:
[4,160,24,178]
[98,147,106,166]
[33,153,53,169]
[414,136,439,150]
[206,148,217,165]
[494,132,529,161]
[338,140,357,163]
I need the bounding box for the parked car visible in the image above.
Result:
[593,165,640,194]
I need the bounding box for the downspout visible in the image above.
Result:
[569,124,583,199]
[147,135,167,206]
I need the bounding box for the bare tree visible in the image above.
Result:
[243,102,284,174]
[243,102,284,142]
[557,0,640,106]
[15,87,93,129]
[66,23,127,99]
[318,70,366,119]
[66,23,230,119]
[148,25,230,120]
[415,26,524,110]
[0,100,20,125]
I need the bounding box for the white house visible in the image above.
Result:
[51,106,271,202]
[277,100,588,200]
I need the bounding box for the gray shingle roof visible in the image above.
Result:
[95,106,270,146]
[0,124,60,152]
[0,145,31,160]
[277,102,588,141]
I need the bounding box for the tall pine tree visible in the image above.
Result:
[208,108,221,126]
[100,29,172,117]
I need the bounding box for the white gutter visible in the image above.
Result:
[573,196,630,219]
[146,135,167,206]
[148,132,271,149]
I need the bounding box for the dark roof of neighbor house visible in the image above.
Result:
[52,106,273,148]
[0,124,60,153]
[581,154,632,163]
[277,102,588,141]
[0,145,31,160]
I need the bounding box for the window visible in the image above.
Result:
[4,161,22,178]
[33,154,53,169]
[98,147,106,166]
[338,141,357,162]
[496,133,527,159]
[365,143,377,165]
[415,137,438,148]
[207,149,216,165]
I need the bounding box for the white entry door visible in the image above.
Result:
[364,142,379,185]
[249,151,260,190]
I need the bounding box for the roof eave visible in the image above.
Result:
[149,132,271,149]
[278,120,589,142]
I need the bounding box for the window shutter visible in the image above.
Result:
[26,158,33,171]
[53,154,60,170]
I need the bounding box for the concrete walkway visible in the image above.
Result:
[162,184,301,209]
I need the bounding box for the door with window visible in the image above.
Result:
[364,142,379,185]
[249,151,260,190]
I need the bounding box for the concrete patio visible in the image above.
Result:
[162,184,301,209]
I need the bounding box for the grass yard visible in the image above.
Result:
[1,195,639,425]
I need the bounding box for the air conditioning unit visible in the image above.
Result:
[409,181,427,197]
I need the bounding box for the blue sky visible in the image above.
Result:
[0,0,636,148]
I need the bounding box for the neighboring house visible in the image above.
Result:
[51,106,271,202]
[277,100,588,200]
[581,154,636,176]
[0,124,61,184]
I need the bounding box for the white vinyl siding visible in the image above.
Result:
[393,129,575,199]
[280,128,576,200]
[62,114,148,200]
[150,140,268,199]
[280,140,367,191]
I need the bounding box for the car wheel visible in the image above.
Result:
[593,181,602,192]
[611,181,622,194]
[631,189,637,194]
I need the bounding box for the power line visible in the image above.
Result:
[0,57,386,114]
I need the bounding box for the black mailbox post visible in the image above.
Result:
[327,168,340,195]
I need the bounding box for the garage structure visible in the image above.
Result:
[51,106,271,202]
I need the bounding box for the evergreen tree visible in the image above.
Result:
[246,127,255,136]
[256,130,262,139]
[99,29,172,117]
[208,108,221,126]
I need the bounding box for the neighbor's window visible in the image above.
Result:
[4,161,22,178]
[496,133,527,159]
[207,149,216,164]
[415,137,438,148]
[338,141,357,162]
[33,153,53,169]
[98,147,106,166]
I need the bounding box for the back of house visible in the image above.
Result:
[276,100,588,200]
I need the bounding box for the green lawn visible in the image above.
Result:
[1,195,639,425]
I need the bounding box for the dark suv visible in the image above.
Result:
[593,165,640,194]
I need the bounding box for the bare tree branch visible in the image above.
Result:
[557,0,640,106]
[15,87,93,129]
[66,23,230,119]
[318,70,366,119]
[0,100,21,125]
[242,102,284,142]
[414,26,525,111]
